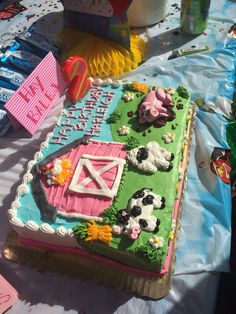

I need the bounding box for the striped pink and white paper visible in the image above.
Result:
[5,52,67,135]
[0,274,19,313]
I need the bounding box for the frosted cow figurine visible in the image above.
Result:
[114,188,165,239]
[128,188,165,231]
[128,141,174,174]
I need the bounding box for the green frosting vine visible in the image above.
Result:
[176,86,190,99]
[73,222,88,240]
[106,111,121,124]
[135,242,164,263]
[124,136,140,151]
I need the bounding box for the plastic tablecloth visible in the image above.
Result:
[0,0,235,313]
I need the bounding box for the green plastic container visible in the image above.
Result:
[180,0,211,34]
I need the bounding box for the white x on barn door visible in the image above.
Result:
[69,154,126,198]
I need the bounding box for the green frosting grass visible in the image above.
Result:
[73,86,191,272]
[108,87,190,269]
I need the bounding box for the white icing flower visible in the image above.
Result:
[68,229,74,238]
[122,92,135,102]
[149,236,164,249]
[112,225,122,235]
[165,87,175,95]
[118,125,130,136]
[162,132,175,143]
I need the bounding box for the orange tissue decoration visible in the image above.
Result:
[58,28,146,78]
[85,221,112,245]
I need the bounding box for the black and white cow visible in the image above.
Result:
[114,188,165,239]
[128,141,174,173]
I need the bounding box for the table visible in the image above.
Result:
[0,0,235,313]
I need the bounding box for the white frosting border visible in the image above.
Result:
[7,129,77,247]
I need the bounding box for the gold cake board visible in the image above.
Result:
[3,230,176,299]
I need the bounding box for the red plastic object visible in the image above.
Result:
[68,76,92,102]
[62,56,91,102]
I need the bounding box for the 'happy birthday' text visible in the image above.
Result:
[50,87,116,145]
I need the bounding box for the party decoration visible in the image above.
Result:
[4,52,67,134]
[59,28,146,78]
[0,275,19,313]
[58,0,146,78]
[60,0,133,48]
[62,55,88,83]
[210,147,231,184]
[62,56,92,102]
[0,2,27,20]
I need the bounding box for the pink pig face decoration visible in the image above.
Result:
[138,87,176,127]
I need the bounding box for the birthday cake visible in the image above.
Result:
[8,79,192,277]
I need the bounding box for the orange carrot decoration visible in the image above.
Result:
[132,81,148,93]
